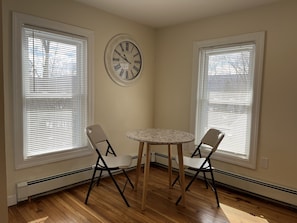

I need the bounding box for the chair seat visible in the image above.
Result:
[98,155,132,169]
[176,155,209,169]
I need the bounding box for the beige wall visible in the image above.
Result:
[154,0,297,190]
[1,0,8,220]
[3,0,156,202]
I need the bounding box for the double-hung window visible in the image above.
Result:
[191,32,265,168]
[13,12,94,169]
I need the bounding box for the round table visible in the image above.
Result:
[127,128,194,210]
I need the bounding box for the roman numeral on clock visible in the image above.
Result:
[114,63,121,71]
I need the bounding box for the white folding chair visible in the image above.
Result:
[173,128,224,207]
[84,124,134,207]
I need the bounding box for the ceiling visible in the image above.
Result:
[75,0,280,28]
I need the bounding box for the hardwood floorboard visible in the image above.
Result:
[8,165,297,223]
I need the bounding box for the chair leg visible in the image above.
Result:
[85,166,98,204]
[176,170,201,205]
[210,169,220,207]
[107,169,130,207]
[202,172,208,189]
[122,169,134,189]
[176,169,220,207]
[96,170,103,186]
[172,174,180,187]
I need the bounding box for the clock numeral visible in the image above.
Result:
[126,42,129,51]
[119,69,124,77]
[114,63,121,71]
[133,65,140,72]
[134,60,141,64]
[120,43,124,52]
[133,52,140,57]
[113,57,120,62]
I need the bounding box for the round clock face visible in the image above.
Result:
[104,34,143,86]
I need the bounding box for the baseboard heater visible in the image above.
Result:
[214,169,297,209]
[154,152,297,208]
[16,155,140,203]
[16,152,297,209]
[17,167,93,202]
[215,169,297,196]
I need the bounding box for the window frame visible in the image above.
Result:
[12,12,94,169]
[190,32,265,169]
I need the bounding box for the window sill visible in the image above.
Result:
[15,146,93,169]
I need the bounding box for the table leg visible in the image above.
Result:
[177,143,186,206]
[142,143,151,210]
[135,142,144,190]
[168,144,172,188]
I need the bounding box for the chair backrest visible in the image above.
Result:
[86,124,109,154]
[201,128,225,153]
[86,124,107,143]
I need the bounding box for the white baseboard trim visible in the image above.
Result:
[154,152,297,208]
[7,195,17,207]
[8,153,142,207]
[9,152,297,209]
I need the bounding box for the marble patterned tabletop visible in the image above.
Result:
[126,128,194,145]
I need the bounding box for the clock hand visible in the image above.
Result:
[122,54,131,64]
[115,50,131,64]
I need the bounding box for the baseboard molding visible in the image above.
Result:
[9,152,297,210]
[154,152,297,208]
[7,195,17,207]
[9,153,142,207]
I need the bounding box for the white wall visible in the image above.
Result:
[3,0,156,205]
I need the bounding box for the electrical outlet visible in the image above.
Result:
[260,157,269,169]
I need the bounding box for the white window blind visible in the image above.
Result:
[198,44,255,156]
[13,12,94,169]
[192,32,265,168]
[22,26,88,158]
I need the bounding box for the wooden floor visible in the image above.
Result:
[9,165,297,223]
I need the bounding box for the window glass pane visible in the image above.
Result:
[198,44,255,156]
[22,26,88,158]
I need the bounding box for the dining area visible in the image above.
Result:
[83,124,224,212]
[7,119,297,222]
[9,162,297,223]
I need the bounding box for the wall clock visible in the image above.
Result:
[104,34,143,86]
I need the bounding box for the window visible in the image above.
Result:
[191,32,265,168]
[13,12,94,169]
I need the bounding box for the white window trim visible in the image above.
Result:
[12,12,94,169]
[190,32,265,169]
